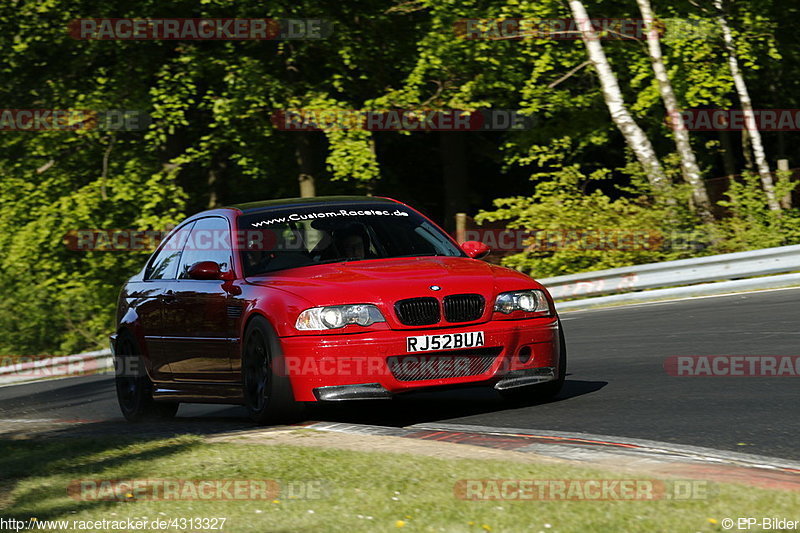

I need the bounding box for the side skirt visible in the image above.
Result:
[152,382,244,404]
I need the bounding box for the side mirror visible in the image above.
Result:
[187,261,223,280]
[461,240,491,259]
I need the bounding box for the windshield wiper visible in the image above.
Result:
[390,253,445,258]
[313,257,368,265]
[312,253,447,265]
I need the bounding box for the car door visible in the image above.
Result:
[162,216,238,382]
[140,222,194,380]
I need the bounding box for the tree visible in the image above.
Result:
[713,0,780,210]
[636,0,714,221]
[567,0,669,195]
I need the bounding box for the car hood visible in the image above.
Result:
[245,256,543,308]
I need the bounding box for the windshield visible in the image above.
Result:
[238,203,465,276]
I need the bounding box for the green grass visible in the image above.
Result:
[1,434,797,532]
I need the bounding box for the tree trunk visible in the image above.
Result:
[741,129,754,171]
[637,0,713,222]
[207,168,219,208]
[295,134,316,198]
[718,130,737,177]
[207,159,225,209]
[567,0,669,195]
[440,132,469,233]
[714,0,780,211]
[365,133,377,196]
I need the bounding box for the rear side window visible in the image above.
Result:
[145,223,193,280]
[178,217,233,279]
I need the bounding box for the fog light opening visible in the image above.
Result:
[518,346,532,364]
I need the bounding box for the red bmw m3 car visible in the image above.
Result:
[112,196,566,423]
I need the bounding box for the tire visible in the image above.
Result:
[115,331,179,422]
[242,316,306,425]
[499,319,567,403]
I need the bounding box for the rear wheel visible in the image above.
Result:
[115,331,179,422]
[242,316,305,425]
[499,320,567,403]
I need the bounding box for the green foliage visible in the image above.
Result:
[476,141,706,277]
[710,171,800,252]
[284,93,380,186]
[478,152,800,279]
[0,149,187,355]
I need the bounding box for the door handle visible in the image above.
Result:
[163,290,177,304]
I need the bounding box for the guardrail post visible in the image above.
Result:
[455,213,467,244]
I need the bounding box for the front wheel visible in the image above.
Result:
[499,320,567,403]
[242,316,306,425]
[115,331,179,422]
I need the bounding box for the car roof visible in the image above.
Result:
[225,195,399,214]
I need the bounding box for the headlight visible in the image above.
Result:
[494,289,552,316]
[295,304,386,330]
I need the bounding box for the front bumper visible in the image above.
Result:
[279,317,560,402]
[312,367,556,401]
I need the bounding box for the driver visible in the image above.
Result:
[333,223,370,260]
[243,229,274,274]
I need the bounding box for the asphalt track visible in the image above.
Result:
[1,288,798,459]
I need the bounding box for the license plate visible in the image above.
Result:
[406,331,485,353]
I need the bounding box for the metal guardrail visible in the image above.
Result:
[540,244,800,300]
[0,349,112,386]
